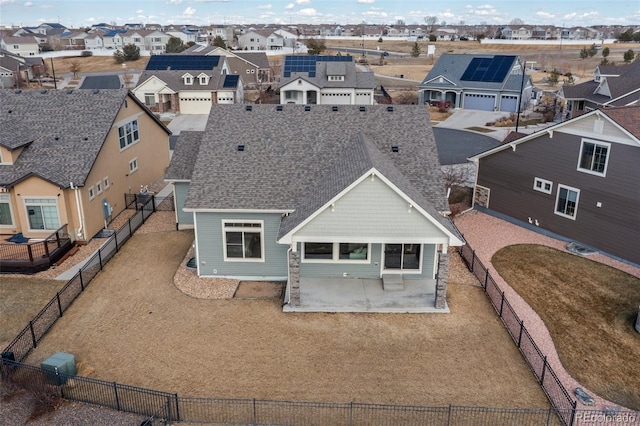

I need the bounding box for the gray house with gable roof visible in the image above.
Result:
[418,53,532,112]
[165,104,464,313]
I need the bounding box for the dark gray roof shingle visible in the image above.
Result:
[165,131,203,181]
[180,104,457,237]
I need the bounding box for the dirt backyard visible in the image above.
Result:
[22,227,549,408]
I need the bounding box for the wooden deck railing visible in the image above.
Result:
[0,224,73,273]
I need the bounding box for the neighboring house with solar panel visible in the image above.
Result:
[469,105,640,266]
[418,53,532,112]
[165,104,464,313]
[0,89,171,271]
[237,30,284,51]
[279,55,375,105]
[558,61,640,121]
[132,55,243,115]
[181,45,273,85]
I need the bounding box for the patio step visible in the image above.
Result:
[382,274,404,291]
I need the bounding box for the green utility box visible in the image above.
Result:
[41,352,76,384]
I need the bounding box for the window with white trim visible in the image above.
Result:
[25,198,60,231]
[555,185,580,220]
[0,194,14,226]
[578,139,609,176]
[303,242,369,262]
[223,221,263,261]
[96,181,103,194]
[328,75,344,81]
[129,158,138,173]
[533,177,553,194]
[384,244,421,271]
[199,75,208,84]
[184,75,193,85]
[144,93,156,107]
[88,186,95,200]
[118,120,139,150]
[104,176,110,189]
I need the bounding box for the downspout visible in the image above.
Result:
[69,182,85,241]
[283,247,291,307]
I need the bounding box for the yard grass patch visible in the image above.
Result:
[0,277,64,346]
[465,126,496,133]
[23,231,549,408]
[492,244,640,410]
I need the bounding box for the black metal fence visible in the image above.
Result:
[2,196,156,364]
[3,205,638,425]
[125,192,174,212]
[457,243,577,426]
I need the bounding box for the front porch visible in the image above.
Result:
[283,277,448,313]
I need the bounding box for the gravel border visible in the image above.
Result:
[454,210,640,411]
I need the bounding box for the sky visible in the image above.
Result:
[1,0,639,28]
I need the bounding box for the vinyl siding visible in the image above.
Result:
[195,212,288,278]
[476,130,640,264]
[174,182,193,227]
[294,176,450,242]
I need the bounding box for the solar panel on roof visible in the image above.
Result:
[283,55,353,77]
[146,55,221,71]
[460,55,515,83]
[222,74,239,88]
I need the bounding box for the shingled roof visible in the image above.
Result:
[181,104,457,237]
[601,105,640,139]
[0,88,168,189]
[165,131,203,181]
[561,61,640,107]
[279,56,375,90]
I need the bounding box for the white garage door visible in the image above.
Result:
[500,95,518,112]
[464,93,495,111]
[179,93,212,114]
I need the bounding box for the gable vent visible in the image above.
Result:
[7,110,12,114]
[332,105,338,112]
[245,105,252,111]
[304,105,311,111]
[237,144,245,151]
[391,145,399,153]
[276,104,283,111]
[387,106,394,112]
[359,106,366,112]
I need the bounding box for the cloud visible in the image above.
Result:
[136,9,143,14]
[24,1,33,5]
[169,0,182,3]
[257,3,272,9]
[0,0,16,4]
[296,0,310,4]
[284,2,294,9]
[183,6,196,16]
[563,11,599,20]
[357,0,374,3]
[298,7,318,16]
[363,10,388,18]
[536,11,555,19]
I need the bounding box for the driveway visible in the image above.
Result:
[167,114,208,135]
[79,75,121,89]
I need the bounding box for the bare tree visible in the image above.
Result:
[424,16,437,33]
[510,18,525,26]
[68,59,81,78]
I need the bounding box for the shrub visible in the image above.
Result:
[80,50,93,57]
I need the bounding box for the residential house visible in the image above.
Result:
[0,89,171,256]
[165,104,464,312]
[102,30,126,50]
[272,28,298,48]
[558,61,640,120]
[278,55,375,105]
[122,30,149,51]
[237,30,283,50]
[0,49,45,88]
[132,55,242,115]
[182,45,272,84]
[59,31,87,50]
[0,36,40,56]
[205,25,235,46]
[418,53,533,112]
[531,26,553,40]
[84,33,104,50]
[124,23,144,30]
[469,106,640,265]
[34,23,67,35]
[145,31,171,53]
[166,30,198,45]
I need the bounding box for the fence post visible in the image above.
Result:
[98,250,103,270]
[447,404,452,426]
[79,269,84,291]
[128,218,132,235]
[517,320,524,348]
[166,395,173,422]
[499,291,505,317]
[470,250,475,272]
[113,382,120,411]
[569,399,577,426]
[484,269,489,290]
[56,292,63,317]
[114,232,119,252]
[27,244,34,262]
[545,406,552,426]
[540,356,547,385]
[253,398,257,425]
[349,401,353,426]
[152,194,157,212]
[29,320,37,348]
[174,393,180,422]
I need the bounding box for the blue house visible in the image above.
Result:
[165,104,464,312]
